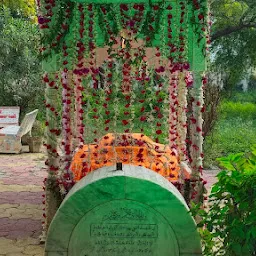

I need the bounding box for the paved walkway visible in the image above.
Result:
[0,149,46,256]
[0,149,219,255]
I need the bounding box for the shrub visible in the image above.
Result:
[220,101,256,120]
[229,91,256,104]
[191,147,256,255]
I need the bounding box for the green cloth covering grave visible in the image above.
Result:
[45,165,202,255]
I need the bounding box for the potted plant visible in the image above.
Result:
[27,120,45,153]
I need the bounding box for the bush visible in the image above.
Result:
[191,147,256,255]
[229,91,256,104]
[220,101,256,120]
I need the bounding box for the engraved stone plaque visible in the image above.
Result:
[68,200,179,256]
[45,165,202,256]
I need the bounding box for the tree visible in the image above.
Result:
[210,0,256,89]
[202,0,256,136]
[211,0,256,41]
[0,7,44,117]
[1,0,37,20]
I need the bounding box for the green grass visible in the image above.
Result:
[204,92,256,168]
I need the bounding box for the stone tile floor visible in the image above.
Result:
[0,148,46,256]
[0,147,220,255]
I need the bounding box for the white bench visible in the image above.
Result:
[0,106,20,128]
[0,109,38,153]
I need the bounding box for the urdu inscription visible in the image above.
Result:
[91,223,158,238]
[86,208,159,255]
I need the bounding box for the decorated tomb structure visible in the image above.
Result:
[37,0,209,241]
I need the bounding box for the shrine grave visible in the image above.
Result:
[45,165,201,256]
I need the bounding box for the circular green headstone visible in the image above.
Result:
[45,165,202,256]
[69,200,179,256]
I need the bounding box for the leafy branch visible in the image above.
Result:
[211,0,256,41]
[212,22,256,41]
